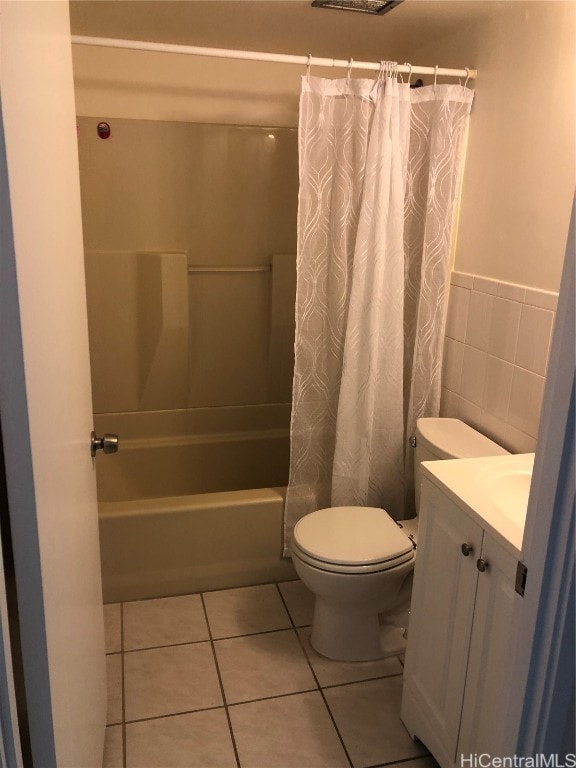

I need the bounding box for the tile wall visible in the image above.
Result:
[441,272,558,454]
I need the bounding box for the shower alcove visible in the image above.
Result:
[79,117,299,602]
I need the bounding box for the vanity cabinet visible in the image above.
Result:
[401,476,522,768]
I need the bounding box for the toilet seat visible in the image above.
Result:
[292,506,415,575]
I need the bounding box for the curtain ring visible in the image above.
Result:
[370,60,386,97]
[347,57,354,84]
[434,64,439,91]
[391,61,399,81]
[406,63,413,85]
[306,54,312,81]
[464,67,470,88]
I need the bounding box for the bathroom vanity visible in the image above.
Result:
[401,453,534,767]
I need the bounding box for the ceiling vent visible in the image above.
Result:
[311,0,403,15]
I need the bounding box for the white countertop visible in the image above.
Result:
[421,453,535,556]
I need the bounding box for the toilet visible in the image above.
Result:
[291,417,509,662]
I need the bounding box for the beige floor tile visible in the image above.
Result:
[278,580,315,626]
[124,642,222,721]
[229,691,349,768]
[324,677,427,768]
[214,629,316,704]
[104,604,122,654]
[103,725,123,768]
[297,627,403,687]
[126,709,237,768]
[203,584,291,639]
[123,594,209,651]
[106,654,123,725]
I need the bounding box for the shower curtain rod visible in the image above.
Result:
[71,36,477,80]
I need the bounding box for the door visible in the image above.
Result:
[458,532,521,757]
[0,2,106,766]
[401,479,482,765]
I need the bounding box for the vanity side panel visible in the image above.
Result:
[457,532,521,758]
[401,479,483,766]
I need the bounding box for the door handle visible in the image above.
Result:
[91,431,119,458]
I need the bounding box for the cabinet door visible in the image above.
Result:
[402,480,483,763]
[457,533,521,757]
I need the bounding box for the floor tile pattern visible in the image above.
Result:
[104,580,437,768]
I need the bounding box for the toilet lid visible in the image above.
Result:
[293,507,414,566]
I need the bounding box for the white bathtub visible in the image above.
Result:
[95,404,296,602]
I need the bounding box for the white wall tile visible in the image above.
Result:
[451,272,474,289]
[445,285,470,342]
[508,368,545,437]
[515,304,555,376]
[445,271,556,454]
[442,338,464,393]
[440,388,460,418]
[460,346,487,407]
[504,425,537,454]
[457,396,483,432]
[473,276,499,296]
[497,281,526,302]
[474,410,508,450]
[524,287,558,311]
[487,297,521,363]
[465,291,493,351]
[483,355,513,420]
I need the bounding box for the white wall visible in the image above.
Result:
[412,1,575,292]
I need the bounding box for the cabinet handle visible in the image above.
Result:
[461,543,474,556]
[477,558,489,573]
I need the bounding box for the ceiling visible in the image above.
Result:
[69,0,508,63]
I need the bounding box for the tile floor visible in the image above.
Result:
[104,580,437,768]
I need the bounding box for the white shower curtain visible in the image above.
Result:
[283,72,473,554]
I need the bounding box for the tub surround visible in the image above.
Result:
[95,404,293,602]
[441,271,558,454]
[94,405,290,501]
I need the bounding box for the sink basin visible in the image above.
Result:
[485,470,532,524]
[421,452,535,553]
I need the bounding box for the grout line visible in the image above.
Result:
[319,671,404,691]
[124,703,226,726]
[226,687,319,708]
[366,753,434,768]
[114,578,301,605]
[315,683,354,767]
[276,585,354,768]
[275,583,298,631]
[122,624,306,655]
[200,592,241,768]
[123,638,212,654]
[120,603,127,768]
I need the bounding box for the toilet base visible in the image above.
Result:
[379,623,407,658]
[310,600,408,662]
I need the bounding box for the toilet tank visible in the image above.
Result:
[414,418,509,512]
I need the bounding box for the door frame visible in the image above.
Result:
[509,199,575,755]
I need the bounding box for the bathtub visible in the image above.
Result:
[95,404,296,603]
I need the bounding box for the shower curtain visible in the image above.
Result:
[283,72,473,554]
